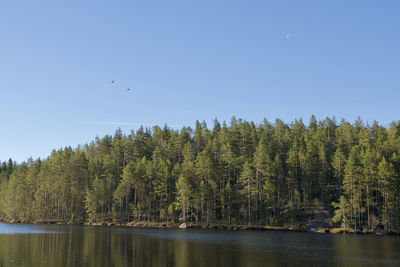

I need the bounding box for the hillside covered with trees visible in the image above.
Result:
[1,116,400,232]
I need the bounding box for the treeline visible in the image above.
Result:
[1,116,400,231]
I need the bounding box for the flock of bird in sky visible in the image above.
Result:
[110,80,132,92]
[107,32,292,93]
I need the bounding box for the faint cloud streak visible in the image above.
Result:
[87,121,183,128]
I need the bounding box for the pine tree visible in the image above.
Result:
[175,175,192,223]
[342,147,363,230]
[332,196,351,231]
[377,157,395,231]
[239,161,255,225]
[86,176,105,223]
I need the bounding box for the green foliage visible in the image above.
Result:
[85,176,104,223]
[0,117,400,231]
[332,196,351,230]
[175,175,192,222]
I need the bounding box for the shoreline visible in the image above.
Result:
[1,218,399,236]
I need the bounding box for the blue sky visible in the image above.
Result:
[1,0,400,162]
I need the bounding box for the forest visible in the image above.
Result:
[1,116,400,232]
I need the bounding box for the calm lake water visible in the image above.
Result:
[0,223,399,266]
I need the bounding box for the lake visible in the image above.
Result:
[0,222,399,266]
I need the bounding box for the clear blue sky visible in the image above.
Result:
[1,0,400,163]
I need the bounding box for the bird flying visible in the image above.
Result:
[111,80,115,84]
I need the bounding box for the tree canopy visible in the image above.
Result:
[1,117,400,231]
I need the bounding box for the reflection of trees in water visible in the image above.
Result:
[0,228,399,267]
[0,230,259,267]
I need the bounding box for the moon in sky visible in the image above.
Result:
[285,33,290,40]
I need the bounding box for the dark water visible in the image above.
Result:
[0,223,399,267]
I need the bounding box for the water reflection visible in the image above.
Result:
[333,234,400,266]
[0,223,399,267]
